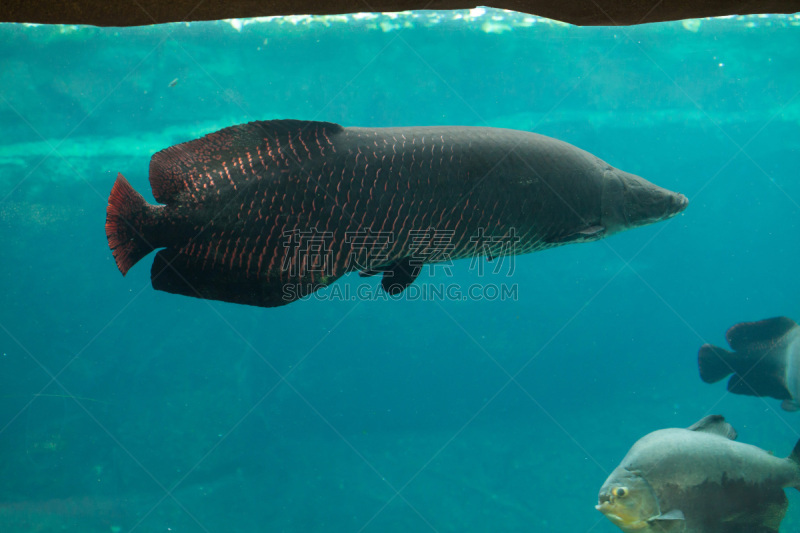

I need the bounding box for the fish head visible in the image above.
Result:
[600,168,688,236]
[596,468,661,532]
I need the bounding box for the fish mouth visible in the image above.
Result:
[595,501,647,529]
[668,193,689,218]
[631,187,689,226]
[595,503,626,526]
[601,170,689,235]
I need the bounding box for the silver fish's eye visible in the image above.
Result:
[612,487,627,498]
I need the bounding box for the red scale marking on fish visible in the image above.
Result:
[212,232,227,269]
[227,237,241,270]
[379,191,397,237]
[268,220,288,282]
[255,145,267,170]
[248,234,262,277]
[322,128,335,153]
[395,208,415,261]
[256,240,271,279]
[403,197,422,253]
[220,236,233,269]
[329,214,345,279]
[273,136,284,165]
[287,135,301,163]
[452,199,468,237]
[313,129,325,157]
[237,237,250,270]
[297,135,312,160]
[217,164,233,190]
[263,139,274,165]
[203,232,217,269]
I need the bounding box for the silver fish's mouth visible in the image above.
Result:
[595,503,624,524]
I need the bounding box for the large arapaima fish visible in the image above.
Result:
[105,120,687,307]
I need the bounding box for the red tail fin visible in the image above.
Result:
[105,173,156,275]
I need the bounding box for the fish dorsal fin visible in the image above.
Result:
[726,317,797,352]
[687,415,737,440]
[149,120,344,204]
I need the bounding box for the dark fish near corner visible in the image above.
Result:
[699,316,800,411]
[597,415,800,533]
[105,120,688,307]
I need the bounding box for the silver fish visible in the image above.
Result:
[596,415,800,533]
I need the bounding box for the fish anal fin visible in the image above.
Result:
[687,415,737,440]
[149,120,345,204]
[727,371,792,400]
[726,317,798,352]
[150,248,335,308]
[381,257,422,296]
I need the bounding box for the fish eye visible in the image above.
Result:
[612,487,627,498]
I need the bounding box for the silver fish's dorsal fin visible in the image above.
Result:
[726,316,798,351]
[687,415,737,440]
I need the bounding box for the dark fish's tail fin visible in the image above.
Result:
[105,173,159,275]
[698,344,736,383]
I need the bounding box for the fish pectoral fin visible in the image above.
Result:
[577,225,605,236]
[648,510,686,532]
[547,225,605,244]
[727,372,792,400]
[380,257,422,296]
[654,509,685,521]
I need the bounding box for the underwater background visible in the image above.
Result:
[1,9,799,532]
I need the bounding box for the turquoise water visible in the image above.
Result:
[1,9,800,532]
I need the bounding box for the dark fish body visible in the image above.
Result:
[105,120,687,307]
[597,415,800,533]
[699,317,800,411]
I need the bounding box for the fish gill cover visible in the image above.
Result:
[1,9,800,533]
